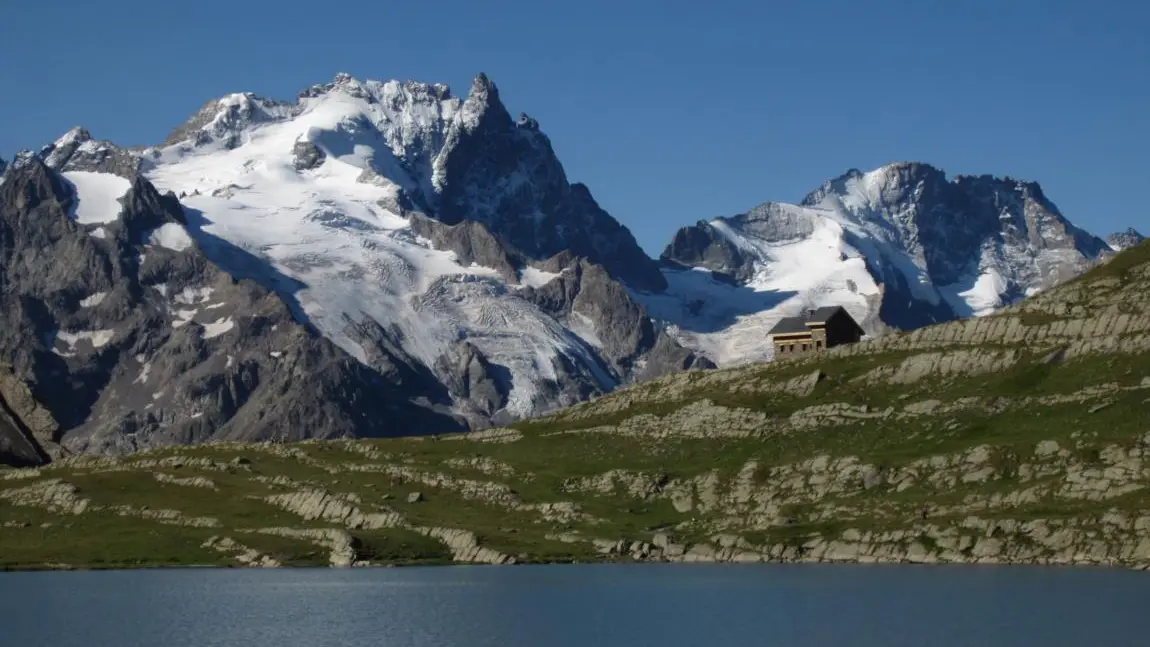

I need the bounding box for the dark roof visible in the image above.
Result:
[767,316,810,335]
[807,306,846,323]
[767,306,861,336]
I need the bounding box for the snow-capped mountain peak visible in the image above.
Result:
[108,72,670,422]
[649,161,1112,366]
[2,71,698,448]
[39,127,139,179]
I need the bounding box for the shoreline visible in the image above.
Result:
[4,554,1149,574]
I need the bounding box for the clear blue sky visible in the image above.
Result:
[2,0,1146,253]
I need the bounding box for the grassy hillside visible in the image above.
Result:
[1,242,1148,570]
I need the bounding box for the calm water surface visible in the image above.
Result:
[2,564,1148,646]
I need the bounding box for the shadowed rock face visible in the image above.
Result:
[522,256,711,379]
[435,341,511,422]
[408,213,519,283]
[661,222,753,282]
[0,160,464,458]
[0,366,57,466]
[432,75,666,293]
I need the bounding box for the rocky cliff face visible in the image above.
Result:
[430,75,665,292]
[648,162,1113,366]
[1108,228,1146,251]
[40,128,141,178]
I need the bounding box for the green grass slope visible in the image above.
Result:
[1,242,1149,570]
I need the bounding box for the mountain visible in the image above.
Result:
[0,72,1135,464]
[151,73,665,291]
[645,162,1112,366]
[0,157,466,463]
[0,73,709,463]
[1107,228,1146,251]
[3,241,1148,569]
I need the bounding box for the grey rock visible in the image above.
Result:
[165,74,662,291]
[1088,402,1112,414]
[0,408,48,467]
[291,140,326,171]
[433,74,665,292]
[638,332,716,381]
[434,341,510,421]
[1106,228,1145,251]
[1034,440,1061,458]
[804,164,1109,286]
[264,489,401,529]
[0,366,61,466]
[670,490,693,513]
[39,128,140,179]
[162,94,297,149]
[408,212,519,282]
[661,221,753,282]
[523,258,706,377]
[8,150,37,173]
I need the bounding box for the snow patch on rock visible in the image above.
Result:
[79,292,107,308]
[148,223,194,252]
[62,171,130,224]
[54,329,116,356]
[202,317,235,339]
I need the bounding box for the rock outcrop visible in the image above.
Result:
[40,127,141,179]
[1107,228,1146,251]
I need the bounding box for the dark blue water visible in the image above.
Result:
[2,564,1148,646]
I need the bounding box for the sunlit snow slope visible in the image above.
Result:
[642,207,880,365]
[61,171,131,225]
[141,78,614,418]
[651,163,1110,366]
